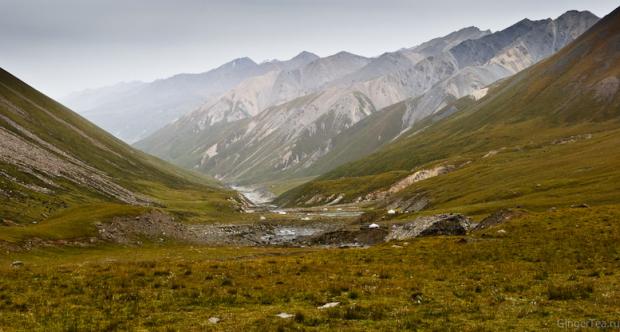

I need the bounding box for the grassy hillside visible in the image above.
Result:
[277,6,620,211]
[0,68,243,241]
[1,205,618,330]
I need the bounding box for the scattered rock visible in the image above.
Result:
[497,229,507,234]
[552,134,593,145]
[571,203,590,209]
[483,147,506,158]
[386,214,471,241]
[368,223,380,229]
[0,219,19,227]
[208,317,220,324]
[317,302,340,310]
[276,312,294,319]
[259,216,267,221]
[391,244,403,248]
[387,209,396,215]
[473,209,523,231]
[11,261,23,268]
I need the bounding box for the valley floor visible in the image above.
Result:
[1,205,619,331]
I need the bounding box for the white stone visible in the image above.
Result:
[318,302,340,309]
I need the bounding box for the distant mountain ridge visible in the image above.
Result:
[61,53,319,143]
[276,6,620,208]
[137,10,598,187]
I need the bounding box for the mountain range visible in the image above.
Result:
[276,7,620,212]
[134,10,599,187]
[61,53,320,143]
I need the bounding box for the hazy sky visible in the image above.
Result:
[1,0,617,99]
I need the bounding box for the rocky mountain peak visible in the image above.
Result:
[292,51,320,60]
[225,57,258,69]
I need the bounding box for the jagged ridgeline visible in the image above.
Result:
[277,7,620,213]
[136,11,598,186]
[0,68,243,226]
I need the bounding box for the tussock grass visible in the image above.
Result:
[0,206,619,330]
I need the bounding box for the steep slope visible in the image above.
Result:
[62,57,290,143]
[277,6,620,212]
[177,51,369,132]
[136,27,490,182]
[139,11,597,187]
[401,10,600,126]
[0,68,242,230]
[338,26,491,84]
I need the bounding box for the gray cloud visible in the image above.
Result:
[1,0,617,98]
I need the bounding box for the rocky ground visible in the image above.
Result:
[1,204,487,252]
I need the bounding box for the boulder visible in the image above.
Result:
[317,302,340,309]
[276,312,294,319]
[386,214,471,241]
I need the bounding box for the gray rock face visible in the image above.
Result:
[473,209,523,231]
[386,214,471,241]
[136,11,598,186]
[137,27,490,182]
[62,54,318,143]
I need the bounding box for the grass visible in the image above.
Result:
[257,177,318,197]
[0,205,619,330]
[0,68,243,232]
[0,204,147,242]
[277,10,620,208]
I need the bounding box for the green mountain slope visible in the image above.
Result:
[0,68,242,239]
[277,6,620,214]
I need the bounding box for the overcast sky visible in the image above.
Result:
[1,0,617,99]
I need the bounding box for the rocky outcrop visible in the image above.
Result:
[473,209,523,231]
[386,214,471,241]
[364,165,455,201]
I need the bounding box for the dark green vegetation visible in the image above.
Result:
[0,68,243,242]
[278,7,620,212]
[0,206,618,330]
